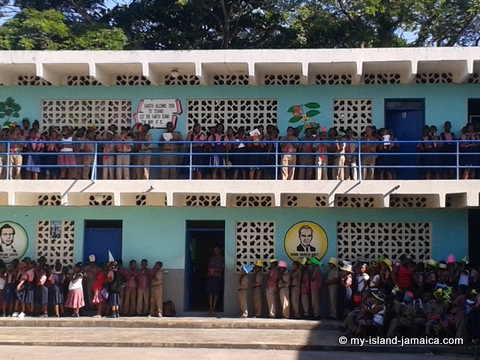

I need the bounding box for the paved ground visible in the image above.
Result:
[0,347,470,360]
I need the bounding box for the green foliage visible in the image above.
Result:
[0,97,22,121]
[0,9,127,50]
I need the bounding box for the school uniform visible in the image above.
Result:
[136,269,150,316]
[49,272,64,306]
[81,142,96,179]
[160,131,183,179]
[252,271,263,317]
[116,140,132,180]
[136,132,153,180]
[83,265,99,308]
[266,267,279,318]
[297,138,315,180]
[149,269,163,317]
[279,271,290,319]
[327,267,339,318]
[37,274,49,306]
[345,141,358,180]
[290,269,301,318]
[238,274,249,318]
[300,269,310,316]
[316,143,328,180]
[74,136,84,179]
[452,294,467,340]
[122,269,139,316]
[281,137,298,180]
[387,302,415,337]
[25,269,35,305]
[3,271,16,304]
[310,267,322,318]
[9,140,24,180]
[102,142,116,179]
[333,141,346,180]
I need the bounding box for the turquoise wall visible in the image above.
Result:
[0,206,468,268]
[1,84,480,138]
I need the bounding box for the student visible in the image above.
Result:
[280,126,298,180]
[392,254,416,291]
[341,263,354,316]
[368,265,380,294]
[439,121,457,179]
[265,127,280,179]
[74,127,86,180]
[452,285,467,340]
[136,259,150,316]
[360,126,377,180]
[149,261,164,318]
[92,265,107,318]
[387,291,415,337]
[376,128,394,180]
[238,265,250,318]
[252,260,263,318]
[83,255,100,309]
[310,258,322,319]
[160,122,183,179]
[65,262,85,317]
[315,130,328,180]
[278,261,290,319]
[48,261,64,317]
[135,124,153,180]
[266,259,279,318]
[116,128,132,180]
[355,292,387,335]
[58,126,76,180]
[326,257,339,319]
[424,259,437,292]
[45,128,60,180]
[247,125,266,180]
[25,129,43,180]
[297,128,315,180]
[206,246,224,315]
[333,131,346,180]
[36,265,49,317]
[418,125,441,180]
[9,127,24,180]
[290,261,301,318]
[344,128,358,180]
[186,123,206,180]
[232,127,248,180]
[459,123,478,180]
[13,261,27,318]
[3,260,17,316]
[208,123,227,180]
[106,261,121,318]
[300,258,310,317]
[122,260,139,317]
[102,131,116,180]
[24,261,35,315]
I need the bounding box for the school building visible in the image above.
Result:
[0,48,479,316]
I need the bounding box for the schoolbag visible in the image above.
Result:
[163,301,176,317]
[109,271,126,293]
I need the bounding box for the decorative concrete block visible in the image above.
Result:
[227,194,275,208]
[334,194,384,208]
[68,193,115,206]
[389,194,440,208]
[173,193,221,207]
[15,192,62,206]
[281,193,329,208]
[446,193,467,208]
[120,193,167,207]
[0,192,8,206]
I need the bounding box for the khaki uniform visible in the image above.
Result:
[160,131,183,179]
[333,142,346,180]
[266,267,279,318]
[281,137,298,180]
[149,270,163,317]
[290,269,301,318]
[297,138,315,180]
[327,267,339,319]
[253,271,263,317]
[279,271,291,319]
[81,142,96,179]
[102,142,116,180]
[387,302,415,337]
[83,265,99,308]
[10,140,23,180]
[122,287,137,316]
[238,274,249,317]
[137,132,153,180]
[116,140,132,180]
[345,141,358,180]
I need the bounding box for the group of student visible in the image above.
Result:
[2,118,480,181]
[240,254,480,342]
[0,254,165,319]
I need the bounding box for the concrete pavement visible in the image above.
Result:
[0,347,471,360]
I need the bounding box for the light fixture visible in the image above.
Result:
[171,69,180,78]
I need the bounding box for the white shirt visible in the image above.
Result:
[60,137,74,152]
[357,273,370,293]
[458,271,469,287]
[69,276,83,290]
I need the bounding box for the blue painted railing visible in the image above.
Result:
[0,139,477,180]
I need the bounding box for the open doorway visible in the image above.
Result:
[468,210,480,266]
[184,220,225,312]
[468,99,480,125]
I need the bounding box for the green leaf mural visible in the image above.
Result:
[287,106,295,113]
[0,97,21,122]
[289,116,302,123]
[306,110,320,118]
[304,102,320,109]
[296,125,304,132]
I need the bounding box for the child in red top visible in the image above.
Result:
[92,266,107,318]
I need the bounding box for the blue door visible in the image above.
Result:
[385,109,424,180]
[83,228,122,266]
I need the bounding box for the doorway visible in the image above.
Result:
[468,210,480,266]
[385,99,425,180]
[83,220,123,266]
[184,220,225,312]
[468,99,480,125]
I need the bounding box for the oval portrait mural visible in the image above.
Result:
[0,221,28,263]
[284,221,328,262]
